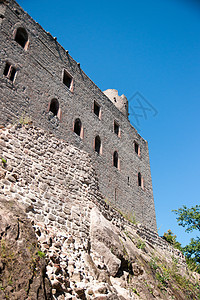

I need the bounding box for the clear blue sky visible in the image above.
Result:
[18,0,200,246]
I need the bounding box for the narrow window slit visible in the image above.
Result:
[114,121,120,136]
[113,151,118,168]
[138,172,142,186]
[95,135,101,154]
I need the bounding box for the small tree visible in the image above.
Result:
[163,229,182,251]
[173,205,200,273]
[173,205,200,232]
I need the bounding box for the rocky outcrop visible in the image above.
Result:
[0,197,52,299]
[90,207,123,277]
[0,124,199,299]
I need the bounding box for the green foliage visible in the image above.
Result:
[0,157,7,165]
[18,115,32,126]
[163,230,182,251]
[136,239,146,250]
[155,270,169,287]
[173,205,200,232]
[13,113,32,127]
[149,257,158,270]
[144,280,154,294]
[163,229,200,273]
[37,250,45,258]
[184,237,200,265]
[149,255,200,297]
[131,287,140,296]
[185,256,200,273]
[169,269,200,297]
[173,205,200,272]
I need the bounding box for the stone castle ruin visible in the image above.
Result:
[1,1,199,299]
[0,0,156,230]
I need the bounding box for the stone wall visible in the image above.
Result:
[0,124,184,260]
[0,0,157,230]
[0,124,189,299]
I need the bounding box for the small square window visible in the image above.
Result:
[3,62,17,82]
[93,101,101,118]
[114,121,120,136]
[63,70,73,90]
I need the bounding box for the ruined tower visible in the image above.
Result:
[0,0,157,230]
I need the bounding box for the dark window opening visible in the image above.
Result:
[9,67,16,82]
[3,63,17,82]
[113,151,118,168]
[134,142,139,155]
[3,63,10,76]
[49,99,59,116]
[95,135,101,154]
[138,172,142,187]
[114,121,119,136]
[94,101,100,118]
[63,70,72,89]
[15,27,28,48]
[74,118,82,136]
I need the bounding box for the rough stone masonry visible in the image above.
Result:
[0,124,191,300]
[0,0,156,230]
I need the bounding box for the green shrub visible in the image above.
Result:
[136,239,146,250]
[37,251,45,258]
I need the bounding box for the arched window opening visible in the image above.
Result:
[113,151,118,168]
[74,118,82,136]
[95,135,101,154]
[15,27,28,49]
[49,99,59,116]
